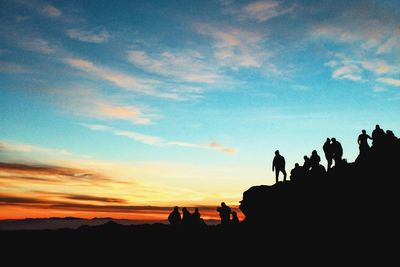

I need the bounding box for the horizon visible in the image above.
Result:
[1,0,400,221]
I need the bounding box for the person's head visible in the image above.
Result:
[275,150,280,155]
[221,202,226,207]
[195,208,199,213]
[173,206,179,212]
[376,124,380,129]
[362,130,366,134]
[182,207,187,213]
[304,155,309,160]
[312,150,317,155]
[295,163,299,167]
[331,138,336,142]
[326,138,330,142]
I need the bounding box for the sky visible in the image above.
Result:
[0,0,399,220]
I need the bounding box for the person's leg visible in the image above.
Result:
[283,169,287,181]
[275,170,279,184]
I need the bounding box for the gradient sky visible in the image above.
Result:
[1,0,399,220]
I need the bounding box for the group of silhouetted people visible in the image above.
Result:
[168,202,240,226]
[276,124,398,184]
[168,206,206,227]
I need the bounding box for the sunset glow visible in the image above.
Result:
[1,0,399,221]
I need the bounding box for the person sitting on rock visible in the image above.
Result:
[231,211,240,225]
[168,206,182,226]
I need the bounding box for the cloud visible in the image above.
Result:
[376,30,400,55]
[0,192,223,215]
[310,2,399,53]
[0,62,30,73]
[48,87,152,125]
[82,124,237,154]
[81,123,163,145]
[0,162,114,185]
[377,77,400,87]
[67,29,110,43]
[332,65,363,81]
[0,140,72,155]
[65,58,180,99]
[361,60,392,75]
[18,37,55,54]
[32,191,127,204]
[168,141,238,154]
[42,4,62,17]
[127,50,221,84]
[196,24,269,69]
[242,0,294,22]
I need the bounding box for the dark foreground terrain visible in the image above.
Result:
[1,127,399,263]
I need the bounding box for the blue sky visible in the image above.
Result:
[0,0,399,218]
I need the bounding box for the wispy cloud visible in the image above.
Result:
[67,28,110,43]
[168,141,238,154]
[196,24,269,69]
[64,58,180,99]
[0,62,30,73]
[48,87,152,125]
[377,77,400,87]
[241,0,294,22]
[0,192,223,216]
[128,50,221,84]
[325,54,398,84]
[0,140,72,156]
[81,124,163,145]
[32,191,127,204]
[376,30,400,55]
[42,4,62,17]
[82,124,238,154]
[332,65,363,81]
[222,0,294,22]
[0,162,115,186]
[18,37,55,54]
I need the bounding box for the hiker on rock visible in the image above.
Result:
[272,150,287,183]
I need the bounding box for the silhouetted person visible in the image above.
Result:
[331,138,343,166]
[323,138,333,170]
[192,208,206,227]
[290,163,302,182]
[310,150,321,169]
[372,124,385,146]
[272,150,287,183]
[358,130,372,155]
[181,207,192,226]
[231,211,240,225]
[217,202,231,225]
[303,155,311,171]
[168,206,182,225]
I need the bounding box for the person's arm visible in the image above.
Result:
[367,135,372,140]
[272,158,275,171]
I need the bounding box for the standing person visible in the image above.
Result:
[323,138,333,170]
[331,138,343,166]
[217,202,231,225]
[358,130,372,155]
[168,206,182,225]
[272,150,287,183]
[372,124,385,147]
